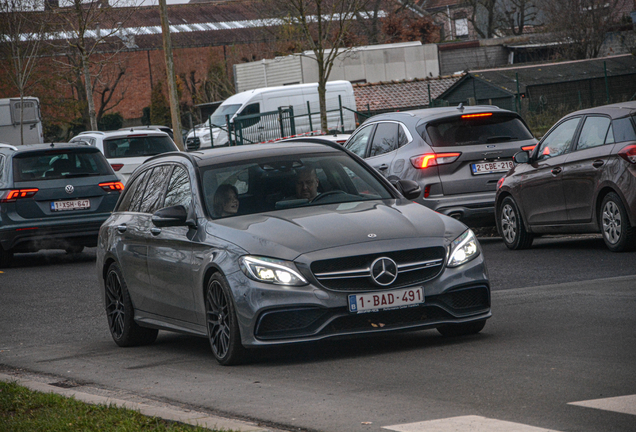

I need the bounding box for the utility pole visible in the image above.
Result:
[158,0,183,150]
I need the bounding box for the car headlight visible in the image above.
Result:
[239,256,308,286]
[447,229,480,268]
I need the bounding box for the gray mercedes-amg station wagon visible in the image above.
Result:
[96,140,491,365]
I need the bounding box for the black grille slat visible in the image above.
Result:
[436,286,490,311]
[311,247,446,291]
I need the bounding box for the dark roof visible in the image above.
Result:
[469,54,636,95]
[566,100,636,119]
[353,76,463,112]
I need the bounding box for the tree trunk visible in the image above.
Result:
[82,54,98,131]
[317,60,328,133]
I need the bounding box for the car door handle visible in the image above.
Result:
[551,167,562,175]
[376,164,389,171]
[592,160,604,168]
[150,227,162,236]
[117,225,127,233]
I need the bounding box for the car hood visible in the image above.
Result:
[206,199,465,260]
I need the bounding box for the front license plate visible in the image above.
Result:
[50,199,90,211]
[471,160,514,175]
[348,287,424,313]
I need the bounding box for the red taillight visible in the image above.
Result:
[618,144,636,164]
[99,181,124,192]
[0,188,39,203]
[461,113,493,119]
[522,145,536,152]
[497,177,505,189]
[110,163,124,172]
[410,153,461,169]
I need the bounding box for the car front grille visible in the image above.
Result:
[310,247,446,291]
[186,137,200,151]
[254,285,490,340]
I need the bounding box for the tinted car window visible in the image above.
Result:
[164,166,192,208]
[536,117,581,159]
[398,124,408,147]
[118,169,150,212]
[613,117,636,143]
[577,116,611,150]
[345,125,374,157]
[103,136,176,158]
[423,114,534,147]
[138,165,172,213]
[369,123,399,157]
[201,153,393,218]
[0,155,4,181]
[12,149,112,181]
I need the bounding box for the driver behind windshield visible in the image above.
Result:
[295,166,319,200]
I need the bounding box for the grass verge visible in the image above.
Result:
[0,380,216,431]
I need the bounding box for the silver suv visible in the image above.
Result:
[344,105,537,226]
[70,129,179,184]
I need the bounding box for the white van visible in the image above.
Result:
[186,81,357,150]
[0,97,44,145]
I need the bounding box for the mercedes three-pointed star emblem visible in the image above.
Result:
[370,257,398,286]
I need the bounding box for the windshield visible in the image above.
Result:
[422,113,534,147]
[103,135,176,158]
[13,149,112,181]
[200,153,393,218]
[208,104,242,128]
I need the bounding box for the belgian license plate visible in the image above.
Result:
[51,199,90,211]
[471,160,514,175]
[348,287,424,313]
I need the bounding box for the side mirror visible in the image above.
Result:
[391,179,421,200]
[152,205,188,228]
[513,151,529,164]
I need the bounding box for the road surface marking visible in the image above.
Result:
[383,416,562,432]
[568,394,636,416]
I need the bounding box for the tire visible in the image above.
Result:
[65,245,84,254]
[600,192,636,252]
[205,273,246,366]
[104,263,158,347]
[498,196,533,250]
[437,319,487,337]
[0,247,13,269]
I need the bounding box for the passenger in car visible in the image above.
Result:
[213,184,239,217]
[295,166,319,200]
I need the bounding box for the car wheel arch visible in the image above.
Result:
[595,185,634,228]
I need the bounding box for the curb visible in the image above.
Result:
[0,372,271,432]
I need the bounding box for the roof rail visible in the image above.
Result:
[78,131,105,135]
[0,143,19,151]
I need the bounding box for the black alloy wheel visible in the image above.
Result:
[498,196,533,250]
[600,192,636,252]
[205,274,246,365]
[105,263,158,347]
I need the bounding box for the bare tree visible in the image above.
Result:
[48,0,138,131]
[539,0,631,59]
[0,0,49,144]
[463,0,499,39]
[497,0,539,36]
[263,0,372,132]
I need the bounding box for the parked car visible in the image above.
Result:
[69,129,179,184]
[96,140,491,365]
[495,101,636,252]
[0,143,123,267]
[343,105,538,227]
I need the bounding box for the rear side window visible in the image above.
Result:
[369,123,399,157]
[577,116,611,150]
[422,114,534,147]
[12,149,112,181]
[612,116,636,143]
[103,135,176,158]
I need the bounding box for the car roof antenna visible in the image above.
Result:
[457,103,464,112]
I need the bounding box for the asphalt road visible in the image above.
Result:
[1,235,635,432]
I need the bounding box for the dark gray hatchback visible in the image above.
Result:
[0,143,123,267]
[345,105,537,226]
[96,140,491,365]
